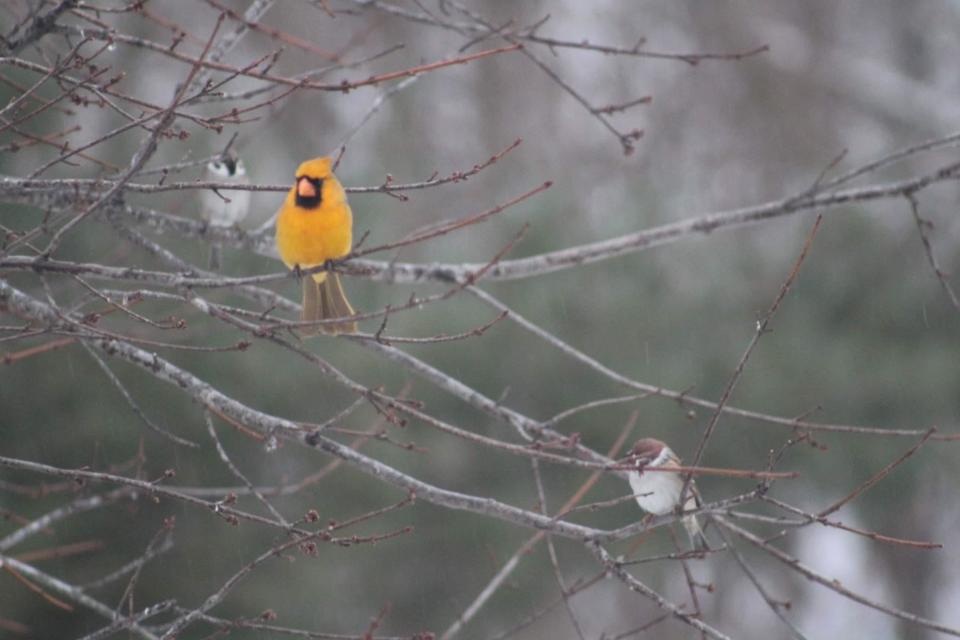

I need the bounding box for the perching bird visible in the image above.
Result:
[627,438,710,552]
[275,156,356,336]
[200,153,251,270]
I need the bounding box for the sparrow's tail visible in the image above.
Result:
[208,244,222,270]
[680,485,710,552]
[683,514,710,552]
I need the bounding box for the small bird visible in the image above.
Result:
[275,156,356,336]
[627,438,709,552]
[200,153,251,270]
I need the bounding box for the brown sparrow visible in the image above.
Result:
[627,438,709,552]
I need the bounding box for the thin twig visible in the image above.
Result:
[680,215,824,504]
[905,191,960,311]
[717,517,960,638]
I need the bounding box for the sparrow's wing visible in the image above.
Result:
[668,450,704,507]
[690,483,704,507]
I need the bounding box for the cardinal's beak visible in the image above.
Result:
[297,176,317,198]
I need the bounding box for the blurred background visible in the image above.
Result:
[2,1,959,638]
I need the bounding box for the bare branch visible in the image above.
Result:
[0,553,161,640]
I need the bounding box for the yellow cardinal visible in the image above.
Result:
[275,157,357,336]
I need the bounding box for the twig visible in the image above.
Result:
[350,181,551,259]
[717,517,960,638]
[819,427,936,517]
[760,496,942,549]
[713,525,808,640]
[206,411,289,525]
[350,310,506,346]
[465,285,960,440]
[350,0,767,65]
[439,414,636,639]
[531,459,587,640]
[606,464,797,480]
[334,161,960,283]
[0,490,129,551]
[81,529,174,591]
[2,0,76,55]
[666,526,706,640]
[41,14,226,255]
[80,341,199,448]
[680,215,823,504]
[541,393,649,429]
[587,542,730,640]
[53,23,519,93]
[77,600,175,640]
[905,191,960,311]
[0,553,161,640]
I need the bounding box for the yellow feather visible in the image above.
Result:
[275,157,356,335]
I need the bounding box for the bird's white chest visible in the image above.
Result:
[628,467,683,515]
[201,187,251,226]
